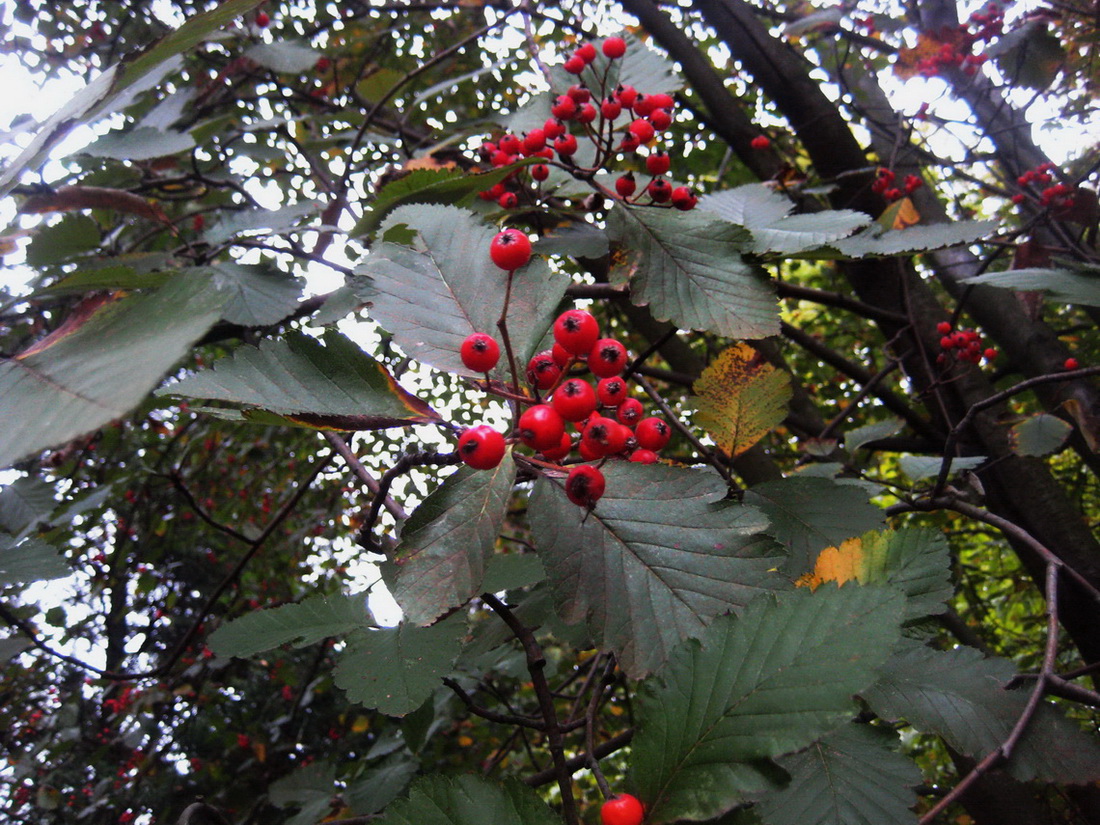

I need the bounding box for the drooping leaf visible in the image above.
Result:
[0,275,227,470]
[374,775,560,825]
[25,214,101,266]
[0,536,69,586]
[210,593,373,658]
[863,642,1100,783]
[355,205,568,372]
[699,185,870,254]
[795,528,951,619]
[755,724,920,825]
[209,262,304,326]
[744,477,883,576]
[691,343,792,457]
[334,613,466,716]
[844,418,904,452]
[1009,412,1073,457]
[528,462,784,677]
[245,41,322,73]
[203,201,319,244]
[607,203,778,339]
[631,586,905,823]
[0,477,56,538]
[392,457,517,625]
[898,454,985,481]
[269,761,338,825]
[964,268,1100,307]
[343,755,420,815]
[0,0,267,196]
[830,220,998,258]
[159,329,440,430]
[82,126,195,161]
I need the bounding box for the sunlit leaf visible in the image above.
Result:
[1009,412,1073,457]
[210,593,373,658]
[964,268,1100,307]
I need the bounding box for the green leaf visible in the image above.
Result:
[159,329,440,430]
[844,418,904,452]
[830,221,998,258]
[898,455,985,481]
[26,214,101,267]
[0,0,268,196]
[863,642,1100,783]
[355,205,569,372]
[631,586,905,823]
[210,593,373,658]
[0,477,56,537]
[755,724,920,825]
[964,268,1100,307]
[269,761,338,825]
[392,457,518,625]
[34,264,171,297]
[0,536,69,586]
[82,126,194,161]
[0,275,227,470]
[344,756,420,815]
[528,463,784,677]
[210,262,304,326]
[744,477,884,576]
[374,775,560,825]
[607,203,778,339]
[482,554,545,594]
[334,613,465,716]
[534,223,610,258]
[699,185,870,254]
[203,201,319,244]
[245,41,322,73]
[1009,412,1073,457]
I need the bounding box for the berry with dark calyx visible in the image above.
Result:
[531,163,550,182]
[619,133,641,153]
[498,133,521,155]
[498,191,518,209]
[491,150,515,167]
[522,130,546,154]
[615,84,638,109]
[565,465,606,509]
[541,431,573,461]
[564,54,586,74]
[632,94,655,117]
[615,173,637,198]
[629,448,658,464]
[635,417,672,451]
[490,229,532,270]
[647,177,672,203]
[597,377,629,407]
[554,309,600,356]
[527,350,562,390]
[650,92,675,110]
[577,438,603,462]
[460,333,500,373]
[567,84,592,104]
[576,103,598,124]
[589,338,628,377]
[646,151,671,176]
[936,321,952,334]
[670,186,697,211]
[750,135,770,149]
[617,397,644,426]
[602,36,627,59]
[601,97,623,119]
[576,43,598,64]
[518,404,566,451]
[1065,357,1080,371]
[600,794,644,825]
[551,95,578,120]
[629,118,656,144]
[582,415,630,457]
[554,134,579,157]
[648,108,672,131]
[544,118,567,139]
[458,426,506,470]
[552,378,598,422]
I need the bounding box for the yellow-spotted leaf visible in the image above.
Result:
[692,343,792,457]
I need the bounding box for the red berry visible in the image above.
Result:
[576,43,598,64]
[615,85,638,109]
[632,94,655,117]
[602,37,627,59]
[552,342,572,368]
[551,96,577,120]
[255,10,270,27]
[617,397,644,426]
[564,55,586,74]
[576,103,598,124]
[983,348,997,361]
[460,333,500,372]
[490,229,532,270]
[670,187,697,211]
[567,85,591,104]
[522,130,546,154]
[518,405,566,451]
[940,336,955,350]
[648,108,672,131]
[647,178,672,203]
[499,134,522,154]
[498,192,518,209]
[554,134,579,157]
[649,93,675,110]
[554,309,600,355]
[527,350,562,390]
[552,379,598,421]
[615,173,637,198]
[532,163,550,181]
[601,97,623,119]
[544,118,567,139]
[597,377,629,407]
[646,151,671,176]
[589,338,628,377]
[565,465,606,509]
[635,417,672,450]
[582,416,631,457]
[629,449,658,464]
[601,794,644,825]
[936,321,952,334]
[1064,357,1080,370]
[541,431,574,461]
[750,135,770,150]
[629,119,655,143]
[458,426,506,470]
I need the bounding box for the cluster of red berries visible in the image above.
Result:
[913,4,1001,78]
[476,36,697,212]
[1010,162,1072,209]
[872,168,923,202]
[455,230,673,510]
[935,321,996,367]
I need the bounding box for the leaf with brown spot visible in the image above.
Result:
[691,343,792,457]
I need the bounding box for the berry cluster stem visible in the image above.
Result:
[496,268,523,406]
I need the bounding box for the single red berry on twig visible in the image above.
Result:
[460,333,500,373]
[565,465,606,509]
[490,229,532,270]
[601,793,645,825]
[602,37,627,59]
[458,426,506,470]
[1064,357,1080,371]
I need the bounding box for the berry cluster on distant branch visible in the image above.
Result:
[935,321,996,368]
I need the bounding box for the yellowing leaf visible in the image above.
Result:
[351,715,371,733]
[796,537,865,590]
[877,197,921,231]
[692,343,792,457]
